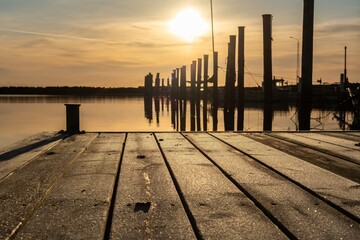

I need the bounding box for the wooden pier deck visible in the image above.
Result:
[0,131,359,239]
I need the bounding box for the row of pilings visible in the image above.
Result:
[144,52,219,131]
[144,0,314,131]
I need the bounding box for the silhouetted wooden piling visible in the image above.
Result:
[190,61,196,131]
[171,69,179,130]
[237,27,245,131]
[212,51,218,131]
[224,43,230,130]
[180,66,187,131]
[176,68,180,131]
[224,36,236,131]
[155,73,160,97]
[171,71,176,99]
[299,0,314,130]
[167,78,170,95]
[176,68,180,99]
[203,55,209,131]
[228,36,236,123]
[263,14,273,131]
[144,73,153,97]
[180,66,186,101]
[170,70,175,98]
[161,78,165,94]
[340,46,347,131]
[196,58,202,131]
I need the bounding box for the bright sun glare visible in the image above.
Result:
[169,8,209,42]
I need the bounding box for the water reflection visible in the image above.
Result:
[263,102,273,131]
[212,104,218,131]
[142,94,359,132]
[154,97,160,126]
[0,94,358,149]
[144,96,152,123]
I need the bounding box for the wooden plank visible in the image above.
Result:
[0,133,98,240]
[319,132,360,142]
[347,132,360,137]
[15,133,124,239]
[212,132,360,220]
[0,132,56,155]
[271,132,360,163]
[155,133,287,239]
[244,133,360,183]
[111,133,195,239]
[186,133,360,239]
[0,132,64,181]
[288,132,360,151]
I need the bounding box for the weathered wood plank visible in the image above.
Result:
[0,132,56,154]
[15,133,124,239]
[287,132,360,151]
[271,132,360,163]
[111,133,195,239]
[155,132,287,239]
[319,131,360,142]
[0,133,98,240]
[347,132,360,137]
[212,132,360,220]
[244,133,360,183]
[186,133,360,239]
[0,132,64,181]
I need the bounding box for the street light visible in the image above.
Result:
[210,0,215,54]
[290,36,300,85]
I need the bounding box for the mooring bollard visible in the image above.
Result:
[65,104,80,133]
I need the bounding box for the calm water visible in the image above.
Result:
[0,95,354,149]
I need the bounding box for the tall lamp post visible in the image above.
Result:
[209,0,218,125]
[290,36,300,85]
[210,0,215,54]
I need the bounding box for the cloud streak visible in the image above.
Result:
[316,18,360,35]
[0,28,122,44]
[0,27,192,50]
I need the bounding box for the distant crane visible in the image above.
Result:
[290,36,300,85]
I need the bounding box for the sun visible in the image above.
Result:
[169,8,209,42]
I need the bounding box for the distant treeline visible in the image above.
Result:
[0,86,145,96]
[0,83,359,96]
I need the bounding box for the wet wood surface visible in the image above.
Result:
[0,131,359,239]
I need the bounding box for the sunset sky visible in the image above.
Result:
[0,0,359,87]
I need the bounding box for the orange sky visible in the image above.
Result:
[0,0,359,87]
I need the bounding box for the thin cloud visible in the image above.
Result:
[317,23,360,35]
[126,41,189,48]
[0,28,123,44]
[18,38,55,48]
[53,59,143,71]
[132,24,150,31]
[316,18,360,35]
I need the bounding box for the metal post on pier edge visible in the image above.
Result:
[65,104,81,133]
